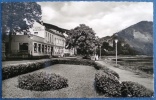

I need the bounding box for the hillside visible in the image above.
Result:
[100,21,153,55]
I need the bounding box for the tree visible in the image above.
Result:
[66,24,98,56]
[2,2,42,55]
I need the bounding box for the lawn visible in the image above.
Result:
[2,64,102,98]
[103,56,153,75]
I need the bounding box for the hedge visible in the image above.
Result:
[2,59,52,80]
[95,70,121,97]
[93,62,119,79]
[121,81,153,97]
[2,58,119,80]
[18,72,68,91]
[94,71,153,97]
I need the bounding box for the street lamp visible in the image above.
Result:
[114,39,118,66]
[99,45,101,60]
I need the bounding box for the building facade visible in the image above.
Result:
[4,21,66,58]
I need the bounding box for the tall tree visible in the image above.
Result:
[66,24,98,56]
[2,2,42,54]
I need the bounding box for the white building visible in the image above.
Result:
[4,21,67,58]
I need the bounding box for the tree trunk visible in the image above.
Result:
[8,31,12,57]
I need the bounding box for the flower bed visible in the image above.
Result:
[18,72,68,91]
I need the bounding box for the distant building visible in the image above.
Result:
[64,48,76,56]
[4,21,67,59]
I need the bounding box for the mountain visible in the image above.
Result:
[100,21,153,55]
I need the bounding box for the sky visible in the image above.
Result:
[37,2,153,38]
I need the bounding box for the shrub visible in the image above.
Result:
[121,81,153,97]
[3,58,119,81]
[82,56,91,60]
[93,62,120,79]
[95,71,121,97]
[18,72,68,91]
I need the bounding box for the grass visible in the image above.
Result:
[2,57,153,97]
[3,64,100,98]
[109,56,153,75]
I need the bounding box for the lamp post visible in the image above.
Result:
[99,45,101,60]
[115,39,118,66]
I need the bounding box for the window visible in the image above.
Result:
[55,38,56,44]
[52,35,53,43]
[42,44,44,53]
[38,44,41,53]
[34,32,38,34]
[46,32,47,37]
[12,32,16,35]
[34,43,37,53]
[24,31,27,35]
[50,35,51,42]
[51,46,53,54]
[19,43,28,51]
[45,45,47,53]
[48,46,50,53]
[19,32,22,34]
[57,39,59,43]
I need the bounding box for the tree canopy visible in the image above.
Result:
[66,24,99,55]
[2,2,42,37]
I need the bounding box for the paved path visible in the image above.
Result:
[96,61,154,91]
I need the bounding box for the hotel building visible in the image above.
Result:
[4,21,67,58]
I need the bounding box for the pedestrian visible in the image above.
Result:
[96,54,99,61]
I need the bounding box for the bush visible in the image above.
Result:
[93,62,120,79]
[3,58,119,80]
[52,58,95,67]
[18,72,68,91]
[2,60,52,80]
[95,71,121,97]
[121,81,153,97]
[82,56,91,60]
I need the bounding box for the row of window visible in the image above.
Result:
[46,32,64,45]
[55,38,64,45]
[46,32,54,43]
[34,43,52,54]
[33,42,64,54]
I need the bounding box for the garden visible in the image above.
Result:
[2,58,153,98]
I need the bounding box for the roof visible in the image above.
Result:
[43,22,68,33]
[36,21,68,38]
[45,29,65,38]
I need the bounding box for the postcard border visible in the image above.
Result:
[0,0,155,100]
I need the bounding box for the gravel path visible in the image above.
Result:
[3,64,104,98]
[96,61,154,91]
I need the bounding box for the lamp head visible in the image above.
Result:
[115,39,118,43]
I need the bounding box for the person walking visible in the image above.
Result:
[96,54,99,61]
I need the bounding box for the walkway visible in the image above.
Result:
[96,61,154,91]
